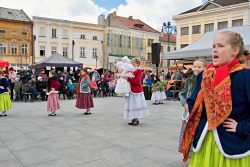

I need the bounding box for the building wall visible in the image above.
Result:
[33,17,105,68]
[0,20,33,67]
[174,2,250,49]
[105,27,160,70]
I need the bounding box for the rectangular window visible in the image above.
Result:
[218,21,228,30]
[147,39,153,47]
[147,53,152,61]
[92,48,97,59]
[80,34,85,39]
[0,29,6,34]
[80,47,86,58]
[128,36,131,48]
[63,47,68,57]
[0,43,6,54]
[21,44,28,55]
[192,25,201,34]
[40,46,45,56]
[232,19,243,27]
[181,27,189,35]
[39,27,46,37]
[11,43,17,55]
[52,29,57,38]
[106,33,110,47]
[119,35,122,47]
[51,47,57,54]
[93,36,97,40]
[62,30,68,39]
[22,32,28,36]
[204,23,214,33]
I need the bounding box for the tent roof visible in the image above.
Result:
[32,52,83,68]
[164,25,250,60]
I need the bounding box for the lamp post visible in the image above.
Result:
[95,55,98,69]
[162,21,176,68]
[72,40,75,61]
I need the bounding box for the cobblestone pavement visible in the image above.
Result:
[0,97,188,167]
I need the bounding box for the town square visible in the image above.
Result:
[0,0,250,166]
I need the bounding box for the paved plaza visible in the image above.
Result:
[0,97,188,167]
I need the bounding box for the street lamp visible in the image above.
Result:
[162,21,176,52]
[95,55,98,69]
[162,21,176,68]
[72,40,75,61]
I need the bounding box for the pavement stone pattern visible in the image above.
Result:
[0,97,189,167]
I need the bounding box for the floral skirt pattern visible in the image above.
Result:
[47,93,60,112]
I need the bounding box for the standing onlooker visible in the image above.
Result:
[125,58,149,125]
[181,31,250,165]
[47,70,61,116]
[8,67,16,100]
[0,69,12,117]
[92,68,100,82]
[75,68,94,115]
[177,59,206,153]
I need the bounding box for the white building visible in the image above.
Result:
[33,16,105,68]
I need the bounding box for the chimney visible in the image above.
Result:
[128,16,133,19]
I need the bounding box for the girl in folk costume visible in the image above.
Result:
[75,68,94,115]
[151,81,161,105]
[47,70,61,116]
[0,69,12,117]
[115,56,134,96]
[181,31,250,166]
[178,59,206,153]
[125,58,149,125]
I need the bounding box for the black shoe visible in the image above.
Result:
[83,112,91,115]
[48,113,56,116]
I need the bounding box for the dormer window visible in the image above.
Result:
[134,24,144,28]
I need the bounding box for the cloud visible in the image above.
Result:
[112,0,203,30]
[0,0,204,28]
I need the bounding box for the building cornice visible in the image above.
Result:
[33,16,104,29]
[173,2,250,21]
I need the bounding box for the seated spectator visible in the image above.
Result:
[66,79,76,99]
[90,77,98,97]
[108,78,116,96]
[14,76,23,101]
[36,76,47,101]
[26,76,38,101]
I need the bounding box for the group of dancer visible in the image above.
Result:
[1,30,250,166]
[0,57,149,126]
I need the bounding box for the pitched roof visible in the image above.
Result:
[115,16,159,33]
[180,0,249,15]
[160,33,176,43]
[0,7,32,23]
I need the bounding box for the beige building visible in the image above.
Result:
[173,0,250,49]
[0,7,33,68]
[33,17,105,69]
[99,12,160,70]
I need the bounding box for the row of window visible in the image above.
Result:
[39,46,98,59]
[39,27,98,40]
[181,19,243,35]
[0,43,28,55]
[0,29,28,36]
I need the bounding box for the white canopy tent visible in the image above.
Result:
[164,25,250,60]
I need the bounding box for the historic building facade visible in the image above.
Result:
[33,16,105,68]
[0,7,33,67]
[173,0,250,49]
[99,12,160,70]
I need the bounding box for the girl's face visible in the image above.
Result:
[131,60,138,67]
[49,72,53,78]
[212,34,239,67]
[81,70,86,75]
[193,61,205,76]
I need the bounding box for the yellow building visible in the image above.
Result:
[0,7,33,68]
[173,0,250,49]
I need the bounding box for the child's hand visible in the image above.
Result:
[52,88,55,91]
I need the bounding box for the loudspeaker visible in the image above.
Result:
[151,43,161,64]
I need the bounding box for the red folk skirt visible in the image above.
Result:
[75,92,94,109]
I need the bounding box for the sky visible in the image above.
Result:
[0,0,207,30]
